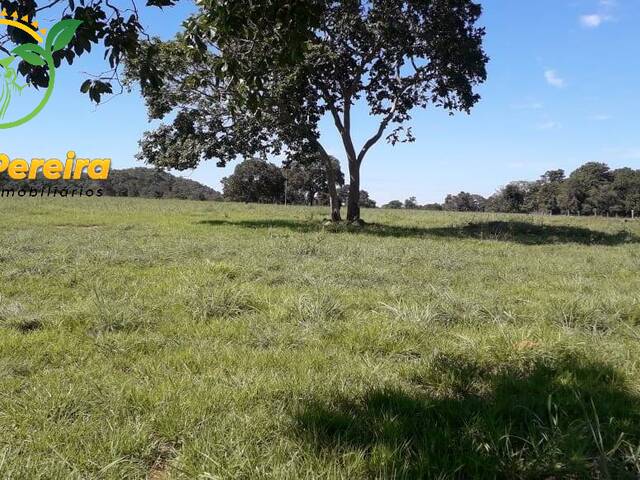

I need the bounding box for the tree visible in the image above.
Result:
[611,168,640,216]
[382,200,403,209]
[404,196,419,209]
[432,163,637,217]
[558,181,580,216]
[422,203,444,211]
[444,192,484,212]
[560,162,612,215]
[542,169,566,184]
[487,183,526,213]
[471,194,487,212]
[536,169,565,214]
[128,0,488,223]
[358,191,377,209]
[283,154,344,205]
[502,183,526,213]
[221,159,285,204]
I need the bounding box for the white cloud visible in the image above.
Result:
[580,14,607,28]
[580,1,615,28]
[544,70,566,88]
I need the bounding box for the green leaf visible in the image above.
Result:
[0,56,15,68]
[46,19,83,53]
[80,79,91,93]
[11,43,47,66]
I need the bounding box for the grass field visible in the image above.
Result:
[1,197,640,479]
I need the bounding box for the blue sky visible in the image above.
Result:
[2,0,639,204]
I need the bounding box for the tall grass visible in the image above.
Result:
[0,197,639,478]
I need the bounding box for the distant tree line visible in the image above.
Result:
[5,160,635,217]
[383,162,640,217]
[222,158,377,208]
[0,168,222,201]
[382,197,444,211]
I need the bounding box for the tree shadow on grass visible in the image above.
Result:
[198,219,639,245]
[293,353,640,479]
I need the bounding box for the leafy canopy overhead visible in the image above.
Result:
[129,0,488,170]
[0,0,176,102]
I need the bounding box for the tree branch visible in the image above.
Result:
[321,86,358,163]
[36,0,64,12]
[356,111,393,165]
[357,63,403,165]
[355,55,433,165]
[343,88,352,140]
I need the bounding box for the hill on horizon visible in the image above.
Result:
[0,167,222,201]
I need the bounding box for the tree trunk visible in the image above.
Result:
[318,150,341,221]
[326,168,342,221]
[347,159,360,222]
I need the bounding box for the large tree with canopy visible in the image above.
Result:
[126,0,488,222]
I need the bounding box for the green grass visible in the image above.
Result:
[1,197,640,479]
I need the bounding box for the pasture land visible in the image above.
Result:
[1,198,640,478]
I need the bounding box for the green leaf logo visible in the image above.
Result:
[12,43,47,66]
[0,18,82,129]
[46,19,82,53]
